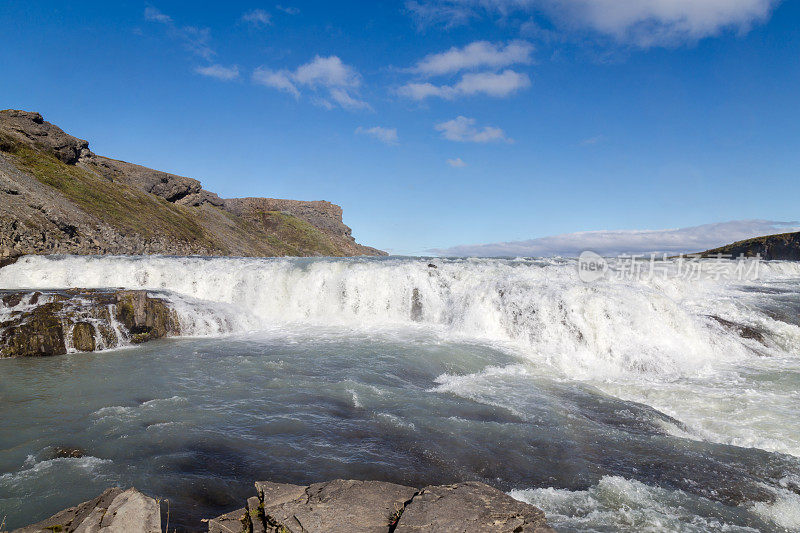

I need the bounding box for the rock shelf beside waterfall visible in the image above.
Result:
[12,480,552,532]
[0,288,180,357]
[210,479,552,533]
[12,487,161,533]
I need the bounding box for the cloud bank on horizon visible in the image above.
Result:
[431,220,800,257]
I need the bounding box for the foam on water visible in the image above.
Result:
[510,476,768,532]
[3,255,798,377]
[2,255,799,453]
[2,254,800,528]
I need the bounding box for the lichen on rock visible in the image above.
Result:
[0,289,181,358]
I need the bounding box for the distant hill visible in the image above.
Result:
[698,231,800,260]
[0,110,384,259]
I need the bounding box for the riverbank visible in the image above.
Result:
[12,480,553,532]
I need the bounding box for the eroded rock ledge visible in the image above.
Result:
[209,479,553,533]
[0,289,179,357]
[12,487,161,533]
[12,480,552,532]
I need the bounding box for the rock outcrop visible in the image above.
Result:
[208,479,552,533]
[0,109,385,259]
[12,487,161,533]
[0,289,180,357]
[698,231,800,261]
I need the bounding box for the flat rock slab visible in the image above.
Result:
[258,480,416,533]
[213,479,552,533]
[207,508,246,533]
[395,481,552,533]
[13,487,161,533]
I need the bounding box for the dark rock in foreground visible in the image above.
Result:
[209,479,552,533]
[0,289,179,357]
[698,231,800,261]
[12,487,161,533]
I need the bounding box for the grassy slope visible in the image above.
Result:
[1,133,345,256]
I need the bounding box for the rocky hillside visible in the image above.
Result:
[0,110,384,258]
[699,231,800,260]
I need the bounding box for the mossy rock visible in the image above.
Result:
[72,322,96,352]
[114,291,180,342]
[0,302,66,357]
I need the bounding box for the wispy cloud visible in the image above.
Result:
[400,69,530,100]
[581,135,604,146]
[276,5,300,15]
[144,6,215,60]
[431,220,800,257]
[144,6,172,24]
[406,0,779,47]
[446,157,467,167]
[253,55,369,110]
[410,40,533,75]
[356,126,399,145]
[435,116,511,143]
[242,9,272,27]
[195,64,240,80]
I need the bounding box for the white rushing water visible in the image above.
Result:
[1,254,799,531]
[2,254,800,456]
[2,255,799,374]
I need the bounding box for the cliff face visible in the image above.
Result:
[699,231,800,260]
[0,110,385,258]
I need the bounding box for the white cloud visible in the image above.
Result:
[435,116,511,143]
[252,56,368,110]
[457,70,531,96]
[431,220,800,257]
[329,89,371,110]
[411,40,534,75]
[276,5,300,15]
[446,157,468,167]
[294,56,360,87]
[144,7,215,60]
[552,0,777,46]
[399,69,530,100]
[195,64,240,80]
[406,0,779,46]
[242,9,272,27]
[144,7,172,24]
[252,68,299,96]
[356,126,400,145]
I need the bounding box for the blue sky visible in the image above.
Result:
[1,0,798,255]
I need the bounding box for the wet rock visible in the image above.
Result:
[71,322,96,352]
[114,290,180,344]
[709,315,766,344]
[51,446,86,459]
[411,288,423,321]
[212,479,551,533]
[2,291,24,307]
[0,253,20,269]
[0,289,180,357]
[0,302,66,357]
[12,487,160,533]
